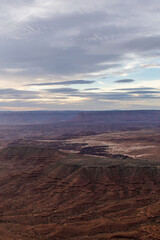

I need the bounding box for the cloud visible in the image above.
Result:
[46,88,79,94]
[129,90,160,94]
[0,86,160,111]
[85,88,100,91]
[116,87,156,91]
[0,0,160,110]
[27,80,95,86]
[114,79,135,83]
[0,88,38,99]
[124,35,160,54]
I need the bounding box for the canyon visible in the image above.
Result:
[0,111,159,239]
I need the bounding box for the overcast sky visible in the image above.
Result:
[0,0,160,110]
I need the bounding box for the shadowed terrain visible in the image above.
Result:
[0,145,160,240]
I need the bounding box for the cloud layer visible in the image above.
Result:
[0,0,160,110]
[27,80,95,86]
[114,79,135,83]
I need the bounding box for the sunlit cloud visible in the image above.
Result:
[0,0,160,110]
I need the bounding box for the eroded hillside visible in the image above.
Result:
[0,146,159,239]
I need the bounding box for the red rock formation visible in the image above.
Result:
[0,146,159,239]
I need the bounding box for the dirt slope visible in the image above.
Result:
[0,146,159,239]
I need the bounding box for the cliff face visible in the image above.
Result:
[0,146,160,239]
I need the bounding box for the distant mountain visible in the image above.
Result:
[0,111,79,125]
[73,110,160,127]
[0,110,159,127]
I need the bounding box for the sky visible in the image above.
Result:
[0,0,160,111]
